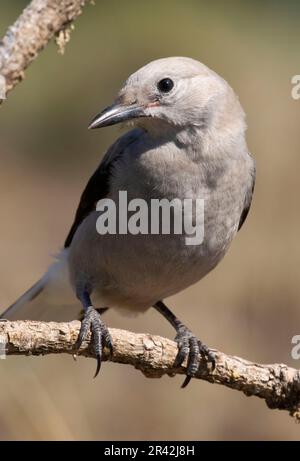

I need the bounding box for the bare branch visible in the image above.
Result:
[0,0,90,98]
[1,320,300,420]
[0,0,299,424]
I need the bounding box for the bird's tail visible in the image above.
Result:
[0,249,79,321]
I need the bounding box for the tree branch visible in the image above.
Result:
[1,320,300,420]
[0,0,90,99]
[1,0,299,424]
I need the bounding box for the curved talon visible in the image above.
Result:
[199,343,216,371]
[181,376,192,389]
[76,305,113,378]
[94,355,101,379]
[174,327,215,388]
[106,338,113,355]
[153,301,215,387]
[174,335,189,368]
[174,346,188,368]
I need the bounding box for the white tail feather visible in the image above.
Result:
[0,250,80,321]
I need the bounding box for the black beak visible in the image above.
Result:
[88,102,147,129]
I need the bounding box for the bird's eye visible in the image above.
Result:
[157,78,174,93]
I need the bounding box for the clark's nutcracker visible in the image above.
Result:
[1,57,255,387]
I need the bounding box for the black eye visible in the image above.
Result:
[157,78,174,93]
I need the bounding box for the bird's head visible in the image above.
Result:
[89,57,245,141]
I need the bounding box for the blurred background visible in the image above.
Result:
[0,0,300,441]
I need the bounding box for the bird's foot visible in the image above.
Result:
[76,306,113,378]
[174,325,216,388]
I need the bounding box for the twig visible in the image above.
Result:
[1,0,300,424]
[0,0,90,98]
[1,320,300,421]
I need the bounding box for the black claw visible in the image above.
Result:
[174,350,186,368]
[174,326,214,388]
[181,375,192,389]
[75,329,86,350]
[153,302,215,388]
[76,305,113,378]
[106,336,113,355]
[199,342,216,371]
[94,355,101,378]
[174,342,188,368]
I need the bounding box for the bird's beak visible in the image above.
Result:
[88,102,147,129]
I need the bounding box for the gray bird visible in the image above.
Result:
[1,57,255,386]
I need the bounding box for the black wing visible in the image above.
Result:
[238,157,256,231]
[64,128,142,248]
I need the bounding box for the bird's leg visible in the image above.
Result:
[154,301,215,388]
[78,307,109,321]
[76,291,112,378]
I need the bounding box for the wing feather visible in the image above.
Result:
[64,128,143,247]
[238,156,256,231]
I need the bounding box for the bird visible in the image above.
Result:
[1,57,255,387]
